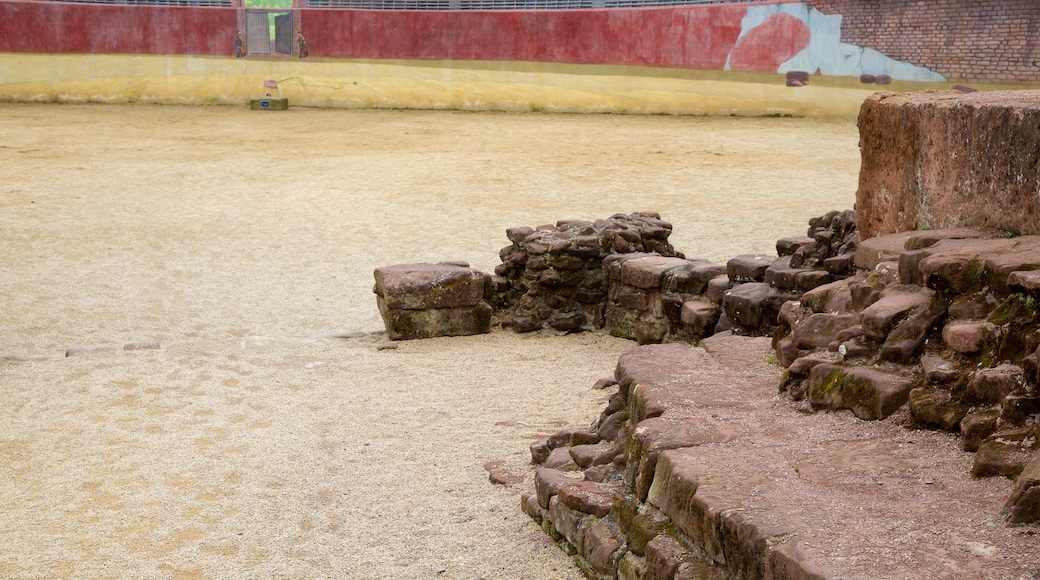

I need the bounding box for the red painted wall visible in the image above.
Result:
[297,6,747,69]
[0,2,238,55]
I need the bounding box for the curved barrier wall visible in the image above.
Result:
[2,2,237,55]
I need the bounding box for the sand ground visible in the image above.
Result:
[0,104,859,578]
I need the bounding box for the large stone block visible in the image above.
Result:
[376,296,491,341]
[373,262,485,309]
[856,90,1040,240]
[1004,451,1040,524]
[807,363,913,420]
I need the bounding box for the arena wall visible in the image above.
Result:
[0,2,237,55]
[807,0,1040,84]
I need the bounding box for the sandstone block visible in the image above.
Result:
[706,275,733,304]
[550,495,591,549]
[535,467,583,509]
[800,278,854,314]
[723,282,772,332]
[1008,269,1040,295]
[853,232,910,271]
[726,254,777,282]
[908,387,969,431]
[680,300,719,338]
[982,243,1040,294]
[376,296,491,341]
[808,364,913,420]
[644,533,695,580]
[373,262,484,310]
[1001,388,1040,425]
[972,439,1033,479]
[860,288,934,340]
[580,519,624,578]
[967,364,1024,405]
[961,410,1001,452]
[791,313,860,350]
[856,91,1040,240]
[1004,451,1040,524]
[776,236,815,257]
[943,321,999,354]
[921,353,962,386]
[626,416,738,502]
[558,481,615,518]
[620,256,689,289]
[662,260,726,295]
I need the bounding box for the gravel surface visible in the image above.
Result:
[0,104,860,578]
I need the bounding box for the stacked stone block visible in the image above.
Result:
[491,212,683,334]
[776,227,1040,523]
[373,262,492,341]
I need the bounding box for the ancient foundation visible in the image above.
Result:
[374,90,1040,579]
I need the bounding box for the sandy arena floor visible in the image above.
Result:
[0,104,860,578]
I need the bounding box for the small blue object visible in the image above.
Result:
[260,100,271,109]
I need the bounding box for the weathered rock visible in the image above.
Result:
[545,446,579,471]
[1004,451,1040,524]
[807,363,914,420]
[723,282,772,333]
[727,254,777,282]
[376,296,492,341]
[535,467,584,509]
[558,481,615,518]
[776,236,815,257]
[620,255,689,289]
[680,301,720,338]
[626,416,738,502]
[920,353,962,386]
[972,438,1034,479]
[662,259,726,295]
[570,442,613,469]
[550,495,591,549]
[908,386,969,431]
[961,410,1001,452]
[860,287,935,340]
[580,518,625,578]
[966,364,1024,405]
[943,321,1000,354]
[799,278,854,314]
[791,313,859,350]
[373,262,484,310]
[706,275,733,304]
[1001,387,1040,425]
[854,232,910,271]
[530,439,550,464]
[1007,269,1040,295]
[644,533,697,580]
[856,90,1040,240]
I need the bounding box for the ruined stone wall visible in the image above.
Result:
[806,0,1040,84]
[856,89,1040,241]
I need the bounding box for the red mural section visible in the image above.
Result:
[0,2,238,55]
[298,6,746,69]
[728,12,810,72]
[0,0,818,73]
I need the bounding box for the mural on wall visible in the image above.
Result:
[732,4,946,82]
[0,0,946,83]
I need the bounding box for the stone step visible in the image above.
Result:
[523,336,1040,578]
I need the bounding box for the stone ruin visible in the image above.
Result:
[374,90,1040,578]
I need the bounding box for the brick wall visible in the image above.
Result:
[807,0,1040,84]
